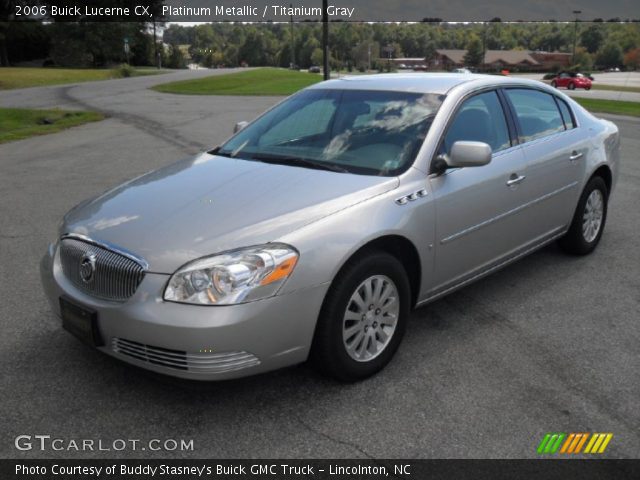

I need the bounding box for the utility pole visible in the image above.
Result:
[482,22,487,72]
[153,17,159,69]
[322,0,329,80]
[572,10,581,65]
[124,37,130,64]
[289,4,295,68]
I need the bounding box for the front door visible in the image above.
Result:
[429,90,531,295]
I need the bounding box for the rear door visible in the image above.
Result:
[429,90,531,294]
[502,88,585,238]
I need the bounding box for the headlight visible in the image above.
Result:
[163,244,298,305]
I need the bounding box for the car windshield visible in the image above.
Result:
[216,89,444,176]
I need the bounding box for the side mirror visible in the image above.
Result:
[446,141,492,168]
[233,121,249,134]
[448,141,492,168]
[432,141,492,175]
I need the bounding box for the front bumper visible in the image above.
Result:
[40,243,329,381]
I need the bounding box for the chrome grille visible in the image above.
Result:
[59,237,146,302]
[112,338,260,374]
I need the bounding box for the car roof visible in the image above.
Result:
[308,73,548,95]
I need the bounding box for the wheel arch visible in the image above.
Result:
[590,164,612,195]
[329,234,422,309]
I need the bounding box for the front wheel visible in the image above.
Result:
[311,251,410,382]
[558,176,608,255]
[568,82,576,90]
[551,80,557,88]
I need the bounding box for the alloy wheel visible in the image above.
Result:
[582,189,604,243]
[342,275,399,362]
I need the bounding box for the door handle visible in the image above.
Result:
[569,151,583,161]
[506,174,526,186]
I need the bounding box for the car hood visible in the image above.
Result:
[62,153,399,273]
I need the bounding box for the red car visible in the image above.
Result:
[550,72,592,90]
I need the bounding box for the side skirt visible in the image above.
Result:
[415,226,568,308]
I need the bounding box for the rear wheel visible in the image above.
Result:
[558,176,608,255]
[311,251,410,382]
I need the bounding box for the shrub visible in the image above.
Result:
[114,63,135,78]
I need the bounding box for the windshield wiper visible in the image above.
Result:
[214,150,233,158]
[248,154,350,174]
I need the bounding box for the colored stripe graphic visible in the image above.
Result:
[567,433,584,453]
[538,433,613,454]
[574,433,589,453]
[584,434,599,453]
[598,434,613,453]
[560,433,575,453]
[537,434,552,454]
[537,433,566,454]
[585,433,613,454]
[550,434,566,453]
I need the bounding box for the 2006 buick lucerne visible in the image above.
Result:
[41,74,619,382]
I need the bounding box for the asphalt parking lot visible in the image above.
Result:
[1,71,639,459]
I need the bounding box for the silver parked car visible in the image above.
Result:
[41,74,619,382]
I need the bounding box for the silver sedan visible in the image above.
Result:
[40,74,619,381]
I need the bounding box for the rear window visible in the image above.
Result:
[505,89,566,142]
[555,98,576,130]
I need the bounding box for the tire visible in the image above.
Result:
[310,251,411,382]
[585,86,591,90]
[551,80,557,88]
[558,176,608,255]
[568,82,576,90]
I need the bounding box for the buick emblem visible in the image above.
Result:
[79,252,97,283]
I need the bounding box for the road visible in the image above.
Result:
[512,72,640,102]
[1,71,639,459]
[514,71,640,88]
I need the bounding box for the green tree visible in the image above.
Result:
[623,47,640,70]
[310,47,323,67]
[595,42,623,68]
[166,44,186,69]
[573,48,593,71]
[463,35,484,67]
[423,40,437,67]
[238,30,268,66]
[299,35,320,68]
[223,44,239,67]
[130,30,154,66]
[351,41,378,71]
[580,25,604,54]
[46,0,165,67]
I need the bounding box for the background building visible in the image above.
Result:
[390,50,573,72]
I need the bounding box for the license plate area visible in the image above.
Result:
[60,297,103,347]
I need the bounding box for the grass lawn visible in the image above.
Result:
[152,68,322,95]
[0,108,104,143]
[573,98,640,117]
[0,67,167,90]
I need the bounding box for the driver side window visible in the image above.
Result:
[442,91,511,156]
